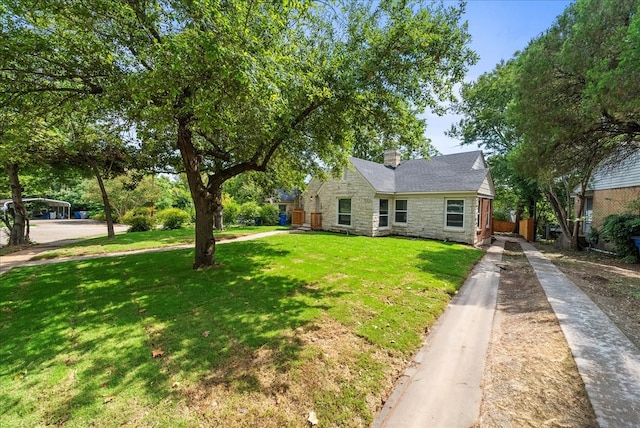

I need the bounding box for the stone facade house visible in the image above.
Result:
[299,149,495,245]
[266,189,302,216]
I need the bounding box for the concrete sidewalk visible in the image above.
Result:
[0,230,293,276]
[374,237,505,427]
[521,241,640,428]
[375,237,640,428]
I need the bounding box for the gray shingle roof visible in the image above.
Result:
[350,151,489,193]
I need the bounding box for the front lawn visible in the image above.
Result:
[31,225,287,260]
[0,233,483,427]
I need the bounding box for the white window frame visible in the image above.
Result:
[445,199,465,229]
[394,199,408,224]
[379,199,389,228]
[337,198,352,226]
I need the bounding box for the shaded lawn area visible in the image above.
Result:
[0,233,483,427]
[30,225,287,260]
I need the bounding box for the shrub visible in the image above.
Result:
[223,202,240,225]
[121,207,156,232]
[239,202,260,224]
[492,209,511,222]
[156,208,190,230]
[601,213,640,262]
[127,216,155,232]
[259,204,280,225]
[90,212,106,221]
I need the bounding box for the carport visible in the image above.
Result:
[1,198,72,220]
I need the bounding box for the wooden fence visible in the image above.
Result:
[292,209,304,226]
[492,218,515,233]
[492,217,536,242]
[519,218,535,242]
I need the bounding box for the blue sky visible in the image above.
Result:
[429,0,573,154]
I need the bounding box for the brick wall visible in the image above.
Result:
[592,186,640,228]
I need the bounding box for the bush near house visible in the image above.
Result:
[601,213,640,262]
[259,204,280,225]
[121,207,156,232]
[223,202,240,225]
[239,201,261,224]
[156,208,190,230]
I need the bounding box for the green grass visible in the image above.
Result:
[30,225,287,260]
[0,233,483,427]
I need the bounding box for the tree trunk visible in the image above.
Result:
[89,160,116,239]
[512,204,524,234]
[6,162,28,246]
[544,186,572,249]
[213,187,224,231]
[176,116,216,269]
[571,185,588,251]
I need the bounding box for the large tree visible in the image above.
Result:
[0,111,65,245]
[448,61,541,231]
[1,1,477,268]
[510,0,640,249]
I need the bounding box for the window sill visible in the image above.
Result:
[335,224,354,229]
[444,227,465,233]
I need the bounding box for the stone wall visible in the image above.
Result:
[387,195,477,244]
[302,169,481,245]
[302,168,376,235]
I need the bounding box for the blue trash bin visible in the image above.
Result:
[279,213,287,226]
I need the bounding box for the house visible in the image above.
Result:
[299,149,495,245]
[266,189,302,216]
[582,151,640,235]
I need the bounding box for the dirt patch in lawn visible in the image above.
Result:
[180,317,403,427]
[478,240,598,427]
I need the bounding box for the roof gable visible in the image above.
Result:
[350,150,492,194]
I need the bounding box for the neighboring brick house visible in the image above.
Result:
[582,152,640,234]
[299,149,495,245]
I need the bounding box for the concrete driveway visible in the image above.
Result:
[0,219,128,247]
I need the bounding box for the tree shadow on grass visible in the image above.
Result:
[0,239,341,425]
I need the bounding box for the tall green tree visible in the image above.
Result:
[0,111,65,245]
[61,115,133,238]
[2,1,477,268]
[510,0,639,249]
[448,61,540,230]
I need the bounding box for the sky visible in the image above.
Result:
[429,0,573,155]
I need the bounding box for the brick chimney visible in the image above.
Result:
[384,149,401,168]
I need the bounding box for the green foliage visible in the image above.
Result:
[1,0,478,267]
[586,227,600,246]
[121,207,155,233]
[627,198,640,215]
[222,201,240,226]
[81,175,164,220]
[126,216,155,233]
[155,208,190,230]
[601,214,640,262]
[239,202,261,224]
[492,209,511,222]
[259,204,280,226]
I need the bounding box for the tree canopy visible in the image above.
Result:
[450,0,639,249]
[2,0,477,267]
